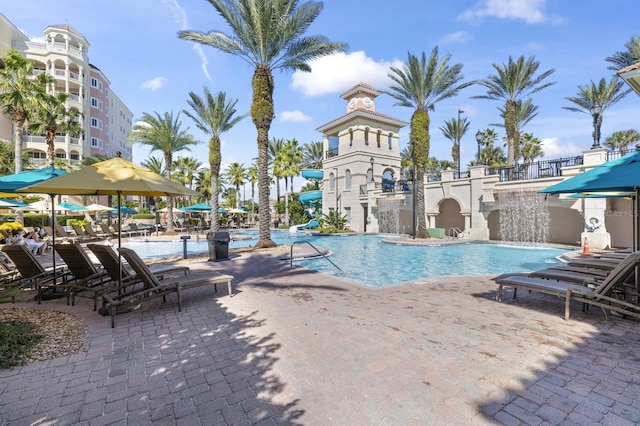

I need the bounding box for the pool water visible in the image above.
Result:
[123,231,569,288]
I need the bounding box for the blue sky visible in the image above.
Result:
[3,0,639,192]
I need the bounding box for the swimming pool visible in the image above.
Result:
[123,231,569,288]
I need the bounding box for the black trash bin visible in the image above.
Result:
[207,231,230,261]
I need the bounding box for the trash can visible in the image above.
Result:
[207,231,230,261]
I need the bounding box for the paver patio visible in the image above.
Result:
[1,249,639,425]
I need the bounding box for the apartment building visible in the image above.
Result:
[0,13,133,166]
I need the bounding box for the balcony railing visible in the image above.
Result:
[487,155,584,182]
[325,147,338,158]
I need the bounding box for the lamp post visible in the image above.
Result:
[590,104,602,149]
[475,129,484,165]
[456,110,464,176]
[411,142,416,239]
[369,157,374,182]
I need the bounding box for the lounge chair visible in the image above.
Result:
[99,223,115,237]
[71,224,97,241]
[82,224,107,240]
[86,243,190,285]
[128,223,149,237]
[0,244,71,303]
[55,224,83,243]
[119,247,233,299]
[494,253,640,320]
[566,257,620,270]
[54,243,114,311]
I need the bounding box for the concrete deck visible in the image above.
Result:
[1,249,640,425]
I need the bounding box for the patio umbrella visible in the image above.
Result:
[0,198,32,209]
[17,155,199,286]
[227,208,247,214]
[539,147,640,250]
[183,202,212,212]
[57,201,88,211]
[0,167,67,193]
[119,206,138,215]
[85,203,117,212]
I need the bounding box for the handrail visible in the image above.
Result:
[290,240,342,271]
[448,227,463,238]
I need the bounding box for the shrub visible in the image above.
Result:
[0,320,42,368]
[132,213,155,220]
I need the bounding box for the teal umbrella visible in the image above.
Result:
[540,148,640,249]
[119,206,138,215]
[0,167,67,193]
[184,202,212,212]
[57,201,88,211]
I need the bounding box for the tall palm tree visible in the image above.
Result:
[224,162,246,209]
[0,49,51,174]
[178,0,347,248]
[28,92,82,167]
[130,111,197,233]
[606,35,640,71]
[268,137,286,203]
[384,47,473,238]
[439,116,469,166]
[491,99,539,161]
[302,141,324,169]
[246,162,258,214]
[604,129,640,154]
[183,88,246,231]
[194,168,212,201]
[278,139,303,225]
[519,132,543,175]
[563,77,631,148]
[473,55,555,165]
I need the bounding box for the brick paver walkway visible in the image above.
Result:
[1,250,640,425]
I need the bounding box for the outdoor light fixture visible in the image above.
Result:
[475,129,484,165]
[369,157,374,182]
[590,104,602,149]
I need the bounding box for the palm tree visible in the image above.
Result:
[492,99,539,161]
[384,47,473,238]
[519,133,543,175]
[563,77,631,148]
[606,35,640,71]
[476,128,507,167]
[224,162,246,209]
[0,49,51,174]
[473,55,555,165]
[439,116,469,167]
[28,92,82,167]
[268,137,286,203]
[81,154,109,166]
[278,139,303,225]
[0,141,15,174]
[302,141,324,169]
[178,0,347,248]
[604,129,640,154]
[183,88,246,231]
[140,156,164,174]
[130,111,197,233]
[246,162,258,215]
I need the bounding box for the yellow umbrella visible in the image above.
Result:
[18,155,199,282]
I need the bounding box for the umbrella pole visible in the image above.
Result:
[117,192,122,289]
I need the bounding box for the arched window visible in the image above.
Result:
[345,169,352,189]
[329,172,335,191]
[349,129,354,147]
[367,169,374,182]
[388,133,393,150]
[377,130,381,148]
[364,128,369,146]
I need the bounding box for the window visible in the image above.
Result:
[91,77,98,88]
[345,170,352,189]
[90,97,103,111]
[364,128,369,146]
[349,129,353,147]
[91,118,103,130]
[388,134,393,150]
[55,152,66,159]
[91,137,99,147]
[377,131,381,148]
[329,172,335,191]
[367,169,373,182]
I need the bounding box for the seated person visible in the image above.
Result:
[25,228,47,256]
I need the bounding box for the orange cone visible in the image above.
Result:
[583,236,590,255]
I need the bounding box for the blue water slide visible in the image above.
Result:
[301,169,323,180]
[299,190,322,206]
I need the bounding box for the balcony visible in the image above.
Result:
[486,155,584,182]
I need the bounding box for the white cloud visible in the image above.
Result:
[540,137,583,159]
[439,31,471,45]
[279,110,312,123]
[141,77,168,91]
[458,0,563,24]
[290,51,403,96]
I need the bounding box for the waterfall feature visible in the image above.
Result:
[498,189,549,244]
[378,199,401,234]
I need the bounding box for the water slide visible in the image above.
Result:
[289,169,323,232]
